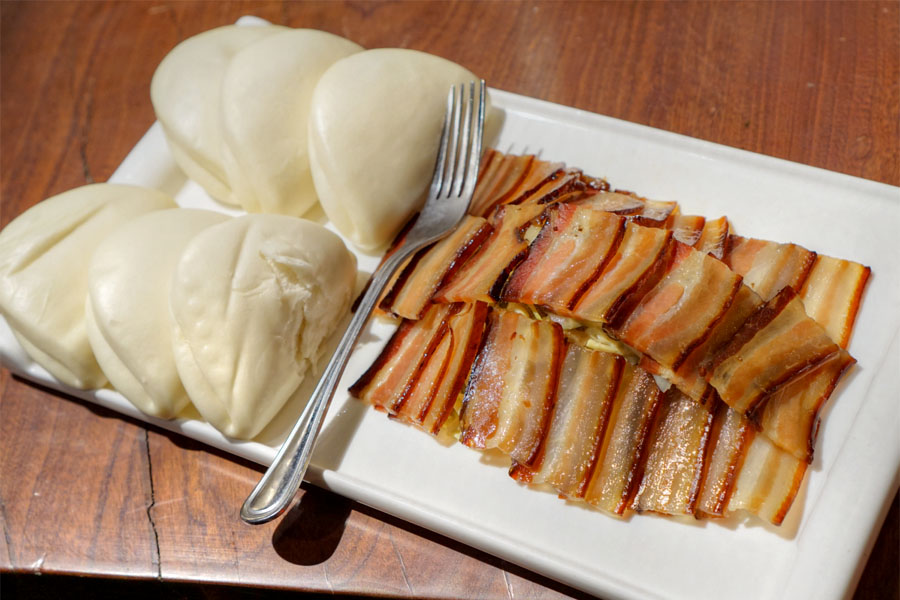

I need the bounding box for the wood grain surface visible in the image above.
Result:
[1,2,897,599]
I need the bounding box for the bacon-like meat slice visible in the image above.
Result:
[575,190,677,228]
[571,223,673,325]
[705,286,843,415]
[392,302,490,434]
[754,349,855,462]
[799,254,871,349]
[643,285,763,402]
[435,203,546,305]
[725,235,817,301]
[695,216,730,259]
[614,241,743,370]
[726,430,808,526]
[459,309,564,467]
[516,160,570,200]
[349,303,453,412]
[510,345,623,498]
[574,191,645,216]
[724,235,869,348]
[501,205,625,314]
[379,215,493,320]
[634,197,679,226]
[695,402,755,517]
[468,151,536,217]
[510,167,584,208]
[468,152,566,218]
[582,363,663,515]
[666,214,730,259]
[670,214,706,246]
[631,389,714,516]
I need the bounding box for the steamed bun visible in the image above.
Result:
[308,48,481,251]
[86,209,229,418]
[169,214,357,439]
[0,184,175,388]
[150,24,286,205]
[221,28,362,217]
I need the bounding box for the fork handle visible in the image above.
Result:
[240,244,420,524]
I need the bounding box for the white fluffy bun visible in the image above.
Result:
[0,184,175,388]
[221,28,363,217]
[308,48,480,251]
[169,214,357,439]
[150,24,286,205]
[86,208,229,418]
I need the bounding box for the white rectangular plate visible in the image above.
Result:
[2,89,898,600]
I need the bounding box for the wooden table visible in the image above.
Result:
[1,2,897,599]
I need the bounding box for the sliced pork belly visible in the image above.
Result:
[614,241,743,370]
[725,235,817,301]
[502,205,625,314]
[582,363,663,515]
[380,215,492,319]
[575,190,645,215]
[575,190,677,227]
[705,286,843,416]
[631,389,714,516]
[670,214,706,246]
[459,308,564,467]
[644,285,763,402]
[435,203,546,304]
[469,152,565,218]
[755,349,855,462]
[506,167,585,209]
[393,302,490,434]
[511,345,624,498]
[799,254,871,349]
[695,402,755,517]
[349,303,452,413]
[634,197,679,227]
[468,151,536,217]
[726,430,808,526]
[571,223,673,325]
[695,216,730,259]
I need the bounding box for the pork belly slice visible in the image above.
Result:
[695,216,730,260]
[370,215,419,317]
[725,235,869,348]
[574,191,645,215]
[469,151,565,217]
[695,402,755,517]
[575,190,678,228]
[349,303,453,413]
[634,198,679,226]
[726,429,808,526]
[468,151,535,217]
[643,285,763,403]
[510,345,624,498]
[502,205,626,314]
[754,349,855,462]
[379,215,493,320]
[459,308,564,467]
[799,254,871,349]
[582,363,663,515]
[670,214,707,246]
[507,166,583,205]
[705,286,844,416]
[631,388,714,516]
[725,235,817,301]
[570,223,673,325]
[435,203,546,305]
[614,240,743,371]
[392,302,490,434]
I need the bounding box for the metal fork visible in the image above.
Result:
[240,80,486,524]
